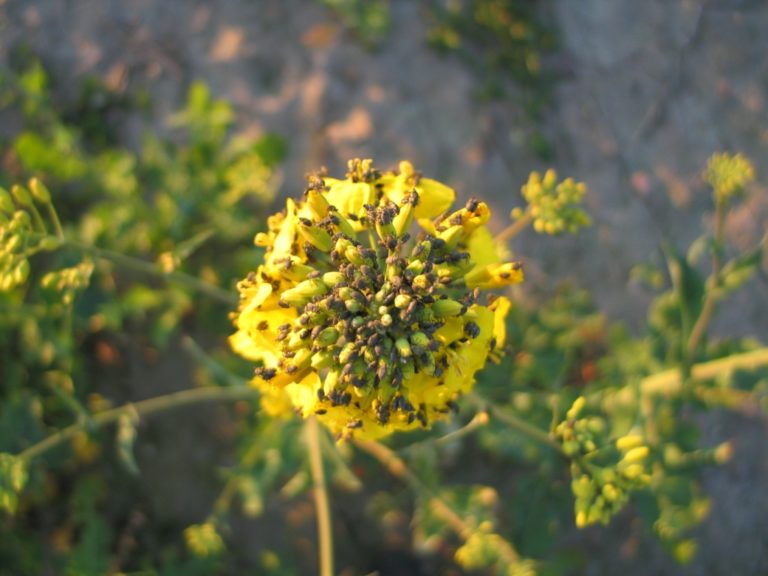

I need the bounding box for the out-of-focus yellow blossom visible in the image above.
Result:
[231,159,523,440]
[512,169,590,235]
[703,152,755,203]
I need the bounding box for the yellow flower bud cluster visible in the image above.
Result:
[0,182,61,292]
[703,152,755,204]
[555,398,652,528]
[512,169,590,235]
[231,159,522,440]
[40,260,95,305]
[184,521,225,557]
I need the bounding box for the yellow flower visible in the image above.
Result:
[231,159,522,439]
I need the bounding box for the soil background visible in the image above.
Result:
[1,1,767,574]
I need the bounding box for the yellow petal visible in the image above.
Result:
[414,177,455,218]
[465,225,500,269]
[324,180,375,226]
[489,296,511,350]
[465,262,524,289]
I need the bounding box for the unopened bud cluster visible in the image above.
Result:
[0,181,60,292]
[555,397,651,527]
[231,159,521,439]
[512,169,590,235]
[703,152,755,204]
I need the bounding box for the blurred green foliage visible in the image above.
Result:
[0,51,766,576]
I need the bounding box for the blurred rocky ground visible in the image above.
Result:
[1,1,766,574]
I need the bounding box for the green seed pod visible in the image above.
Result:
[432,298,464,317]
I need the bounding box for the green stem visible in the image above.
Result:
[641,347,768,397]
[18,386,259,462]
[60,238,238,306]
[355,438,520,563]
[306,417,335,576]
[467,393,565,455]
[44,202,64,239]
[497,211,533,244]
[686,200,727,361]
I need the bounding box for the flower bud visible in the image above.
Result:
[432,298,464,317]
[280,278,329,307]
[395,338,412,358]
[393,293,411,309]
[29,178,51,204]
[10,185,33,208]
[0,187,14,214]
[305,188,330,220]
[616,434,644,452]
[322,271,346,287]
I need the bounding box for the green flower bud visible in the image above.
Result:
[10,185,33,208]
[0,188,14,214]
[280,278,329,307]
[28,178,51,204]
[437,224,464,248]
[298,221,333,252]
[380,313,393,327]
[322,271,346,287]
[395,338,412,358]
[317,327,340,346]
[344,299,363,313]
[311,351,333,370]
[410,332,430,348]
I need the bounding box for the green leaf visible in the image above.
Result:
[713,244,763,298]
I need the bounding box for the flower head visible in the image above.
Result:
[231,159,521,439]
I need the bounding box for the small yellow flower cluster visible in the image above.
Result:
[511,169,590,235]
[0,181,59,291]
[556,397,651,528]
[703,152,755,203]
[184,522,225,557]
[231,159,522,439]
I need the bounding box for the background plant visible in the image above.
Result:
[0,54,767,576]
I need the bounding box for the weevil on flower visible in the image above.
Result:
[230,159,522,439]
